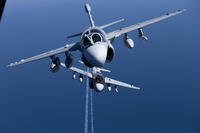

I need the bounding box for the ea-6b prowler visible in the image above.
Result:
[7,3,186,92]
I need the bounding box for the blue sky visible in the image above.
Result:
[0,0,200,133]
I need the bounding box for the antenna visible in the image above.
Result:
[85,3,95,27]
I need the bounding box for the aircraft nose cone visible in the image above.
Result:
[95,83,104,92]
[85,43,108,67]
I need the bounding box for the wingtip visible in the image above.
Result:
[131,85,141,90]
[6,64,13,68]
[121,18,125,21]
[136,87,141,90]
[178,9,186,12]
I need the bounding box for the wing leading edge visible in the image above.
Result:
[7,43,79,68]
[106,9,186,40]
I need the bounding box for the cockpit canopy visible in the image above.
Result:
[81,28,106,48]
[92,33,102,43]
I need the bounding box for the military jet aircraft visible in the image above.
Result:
[7,3,185,92]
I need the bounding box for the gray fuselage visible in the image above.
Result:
[80,27,110,68]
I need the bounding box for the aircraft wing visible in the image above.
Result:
[7,42,80,68]
[104,77,140,90]
[106,9,186,40]
[61,63,140,90]
[61,63,93,78]
[66,19,125,39]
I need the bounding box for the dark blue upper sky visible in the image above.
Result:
[0,0,200,133]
